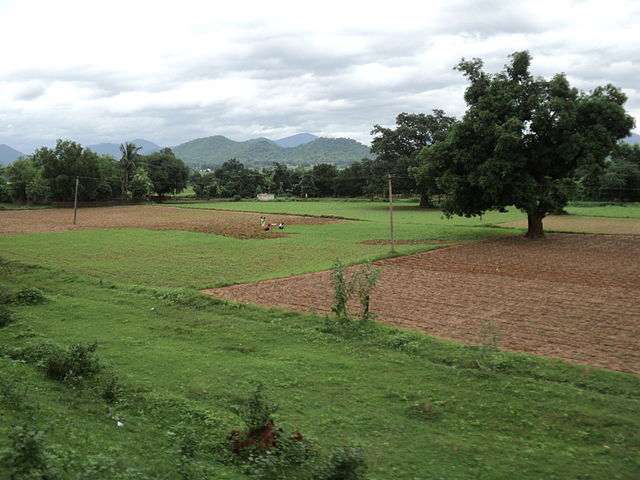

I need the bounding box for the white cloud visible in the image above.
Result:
[0,0,637,152]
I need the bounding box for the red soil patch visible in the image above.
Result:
[499,215,640,235]
[204,234,640,375]
[0,205,344,239]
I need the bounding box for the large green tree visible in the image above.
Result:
[416,51,634,237]
[142,148,190,198]
[370,110,455,206]
[34,140,106,202]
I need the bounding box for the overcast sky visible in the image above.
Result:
[1,0,638,153]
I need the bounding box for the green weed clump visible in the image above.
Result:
[330,259,381,322]
[315,447,367,480]
[0,304,14,328]
[38,341,101,383]
[11,286,47,305]
[3,420,59,480]
[228,384,315,479]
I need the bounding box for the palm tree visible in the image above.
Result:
[119,142,141,201]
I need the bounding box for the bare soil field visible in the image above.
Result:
[205,234,640,374]
[0,205,343,238]
[500,215,640,234]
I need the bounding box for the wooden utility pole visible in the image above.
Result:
[73,176,79,225]
[388,174,395,253]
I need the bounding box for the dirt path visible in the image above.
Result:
[204,234,640,374]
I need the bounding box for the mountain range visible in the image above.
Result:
[172,135,370,168]
[2,131,639,167]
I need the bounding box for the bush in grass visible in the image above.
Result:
[384,331,421,353]
[314,447,368,480]
[352,261,380,321]
[228,384,313,479]
[330,259,380,322]
[0,304,14,327]
[0,286,12,305]
[4,420,59,480]
[330,260,354,319]
[475,319,509,372]
[74,454,147,480]
[12,286,46,305]
[95,372,120,404]
[320,315,375,339]
[39,341,101,382]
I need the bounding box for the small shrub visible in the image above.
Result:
[321,315,374,339]
[95,372,120,404]
[12,286,47,305]
[315,447,367,480]
[40,341,101,382]
[231,383,278,436]
[0,304,14,327]
[0,377,31,412]
[229,384,312,479]
[352,261,380,320]
[4,420,58,480]
[384,331,421,353]
[0,286,12,305]
[475,319,508,372]
[330,260,354,319]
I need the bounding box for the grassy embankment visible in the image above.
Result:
[1,200,639,479]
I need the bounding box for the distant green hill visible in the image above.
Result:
[173,135,371,168]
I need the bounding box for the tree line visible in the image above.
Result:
[0,140,190,204]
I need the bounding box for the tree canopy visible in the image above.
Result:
[416,51,635,237]
[370,110,455,206]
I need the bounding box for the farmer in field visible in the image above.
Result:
[260,216,284,231]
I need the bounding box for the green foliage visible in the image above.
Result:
[371,109,456,204]
[141,149,190,197]
[315,447,367,480]
[232,383,278,435]
[330,260,353,319]
[11,287,46,305]
[38,342,101,383]
[4,420,58,480]
[5,157,41,204]
[128,167,154,201]
[475,319,507,372]
[351,261,380,320]
[0,304,13,327]
[119,142,142,200]
[94,372,120,404]
[417,51,635,237]
[330,260,380,321]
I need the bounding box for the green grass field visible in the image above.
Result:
[1,200,639,479]
[565,202,640,218]
[0,201,525,288]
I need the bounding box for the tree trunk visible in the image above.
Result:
[524,211,545,238]
[418,184,431,208]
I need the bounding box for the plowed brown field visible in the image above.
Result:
[0,205,343,238]
[204,234,640,374]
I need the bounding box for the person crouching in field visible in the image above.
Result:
[260,216,285,231]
